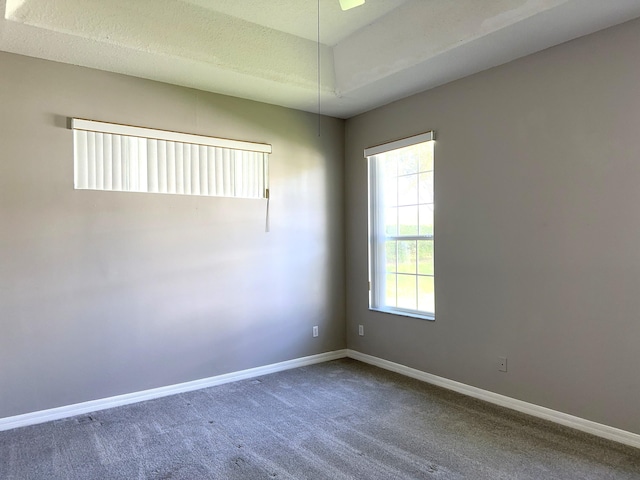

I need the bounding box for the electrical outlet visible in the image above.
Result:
[312,326,319,337]
[358,325,364,336]
[498,356,507,372]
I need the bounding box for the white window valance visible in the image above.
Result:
[72,119,271,199]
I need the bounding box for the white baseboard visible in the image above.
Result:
[346,349,640,450]
[4,347,639,450]
[0,349,348,432]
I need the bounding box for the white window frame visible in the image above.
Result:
[366,131,435,320]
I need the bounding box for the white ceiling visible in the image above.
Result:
[2,0,640,119]
[182,0,409,46]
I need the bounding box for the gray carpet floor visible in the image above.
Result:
[1,358,639,479]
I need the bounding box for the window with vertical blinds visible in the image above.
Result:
[72,119,271,199]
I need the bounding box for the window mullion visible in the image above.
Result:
[385,235,433,242]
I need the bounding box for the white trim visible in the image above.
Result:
[71,119,272,154]
[4,347,638,450]
[364,131,435,157]
[346,350,640,449]
[0,350,347,432]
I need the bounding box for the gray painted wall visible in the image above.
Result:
[345,17,640,435]
[3,15,640,438]
[0,51,345,418]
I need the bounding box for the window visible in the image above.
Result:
[366,132,435,320]
[72,119,271,199]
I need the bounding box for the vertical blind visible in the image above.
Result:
[72,119,271,199]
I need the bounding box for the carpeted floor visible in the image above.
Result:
[1,358,639,479]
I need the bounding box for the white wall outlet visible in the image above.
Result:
[498,356,507,372]
[358,324,364,336]
[312,326,319,337]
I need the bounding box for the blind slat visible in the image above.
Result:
[183,143,191,195]
[158,140,167,193]
[191,144,200,196]
[114,135,123,191]
[73,130,88,189]
[207,147,216,196]
[148,139,158,193]
[87,132,96,190]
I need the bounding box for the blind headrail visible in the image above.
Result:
[71,118,272,154]
[364,131,435,158]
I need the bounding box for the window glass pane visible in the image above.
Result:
[383,175,398,207]
[398,147,418,175]
[419,204,434,236]
[418,276,435,313]
[419,143,434,172]
[397,241,416,274]
[417,240,434,275]
[398,206,418,235]
[419,172,433,204]
[385,273,397,307]
[397,274,417,310]
[385,241,397,273]
[398,174,418,206]
[382,155,397,179]
[384,207,398,236]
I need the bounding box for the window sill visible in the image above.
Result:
[369,307,435,322]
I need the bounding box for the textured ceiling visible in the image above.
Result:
[182,0,409,46]
[2,0,640,118]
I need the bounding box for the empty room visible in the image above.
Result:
[1,0,640,478]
